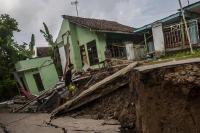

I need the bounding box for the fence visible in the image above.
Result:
[163,19,199,51]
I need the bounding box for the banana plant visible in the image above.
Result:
[40,22,62,75]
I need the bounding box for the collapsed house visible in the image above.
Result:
[135,1,200,56]
[14,57,59,95]
[56,15,143,72]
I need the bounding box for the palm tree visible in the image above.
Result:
[40,22,57,60]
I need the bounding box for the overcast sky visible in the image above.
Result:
[0,0,199,46]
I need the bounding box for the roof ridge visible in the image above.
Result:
[62,15,134,33]
[62,15,119,23]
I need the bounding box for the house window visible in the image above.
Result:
[108,44,127,58]
[87,40,99,66]
[33,73,45,92]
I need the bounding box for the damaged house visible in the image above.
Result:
[56,15,142,72]
[135,1,200,56]
[15,57,59,95]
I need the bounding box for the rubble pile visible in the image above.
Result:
[51,62,137,117]
[1,62,132,114]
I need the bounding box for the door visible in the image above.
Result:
[87,40,99,66]
[33,73,45,92]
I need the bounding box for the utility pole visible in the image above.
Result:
[178,0,193,53]
[187,0,190,5]
[71,0,79,17]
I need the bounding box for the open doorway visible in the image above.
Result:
[33,73,45,92]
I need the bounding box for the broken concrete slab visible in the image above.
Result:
[0,113,120,133]
[135,58,200,72]
[51,116,120,133]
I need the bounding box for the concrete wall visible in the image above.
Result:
[56,19,106,71]
[152,22,165,56]
[15,57,52,71]
[24,69,40,95]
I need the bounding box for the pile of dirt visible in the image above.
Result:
[133,63,200,133]
[68,84,136,132]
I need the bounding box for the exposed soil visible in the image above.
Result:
[133,63,200,133]
[68,84,137,132]
[67,62,200,133]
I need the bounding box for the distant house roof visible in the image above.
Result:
[135,1,200,33]
[62,15,134,33]
[135,12,181,32]
[36,47,51,57]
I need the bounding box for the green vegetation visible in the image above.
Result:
[0,14,33,100]
[144,48,200,66]
[161,48,200,60]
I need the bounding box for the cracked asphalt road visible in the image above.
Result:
[0,113,120,133]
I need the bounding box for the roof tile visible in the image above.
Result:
[63,15,134,33]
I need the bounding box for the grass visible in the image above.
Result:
[143,48,200,65]
[161,48,200,60]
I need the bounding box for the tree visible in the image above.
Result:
[23,34,35,56]
[40,22,55,47]
[29,34,35,54]
[0,14,31,100]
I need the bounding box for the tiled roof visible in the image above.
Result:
[63,15,134,33]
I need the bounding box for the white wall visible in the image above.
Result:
[126,43,135,60]
[152,22,165,54]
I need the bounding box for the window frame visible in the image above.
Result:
[86,40,99,66]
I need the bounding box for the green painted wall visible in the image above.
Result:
[15,57,59,95]
[57,20,71,45]
[56,19,107,71]
[24,70,40,95]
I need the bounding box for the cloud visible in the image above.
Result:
[0,0,199,46]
